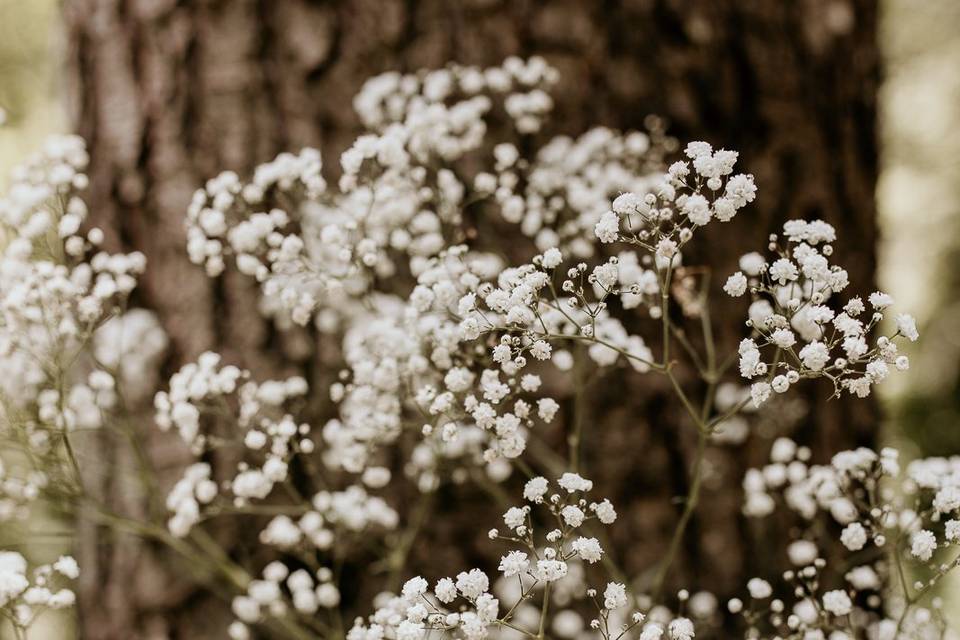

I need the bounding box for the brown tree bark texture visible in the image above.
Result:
[64,0,879,637]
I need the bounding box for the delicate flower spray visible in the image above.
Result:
[0,57,945,639]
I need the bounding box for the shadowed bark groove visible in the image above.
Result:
[64,0,879,637]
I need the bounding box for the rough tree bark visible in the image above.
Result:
[64,0,879,637]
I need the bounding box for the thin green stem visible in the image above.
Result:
[536,583,552,639]
[650,428,707,601]
[568,345,589,473]
[387,491,434,591]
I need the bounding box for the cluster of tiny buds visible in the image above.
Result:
[0,551,79,632]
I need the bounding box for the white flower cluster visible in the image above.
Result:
[348,474,691,640]
[164,462,218,537]
[258,486,399,551]
[324,248,564,480]
[0,459,46,523]
[186,59,559,332]
[353,56,557,136]
[228,561,341,640]
[0,136,145,415]
[154,351,307,450]
[480,126,669,256]
[186,150,325,278]
[495,473,618,576]
[92,309,168,402]
[155,352,324,536]
[210,484,395,640]
[593,141,756,259]
[730,220,916,406]
[465,249,658,378]
[185,151,340,326]
[0,551,78,635]
[737,439,960,638]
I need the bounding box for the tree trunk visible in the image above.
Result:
[64,0,879,637]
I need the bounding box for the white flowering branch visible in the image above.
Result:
[0,58,944,640]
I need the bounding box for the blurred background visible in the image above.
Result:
[1,0,959,637]
[879,0,960,457]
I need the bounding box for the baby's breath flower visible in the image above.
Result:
[911,530,937,562]
[822,590,852,616]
